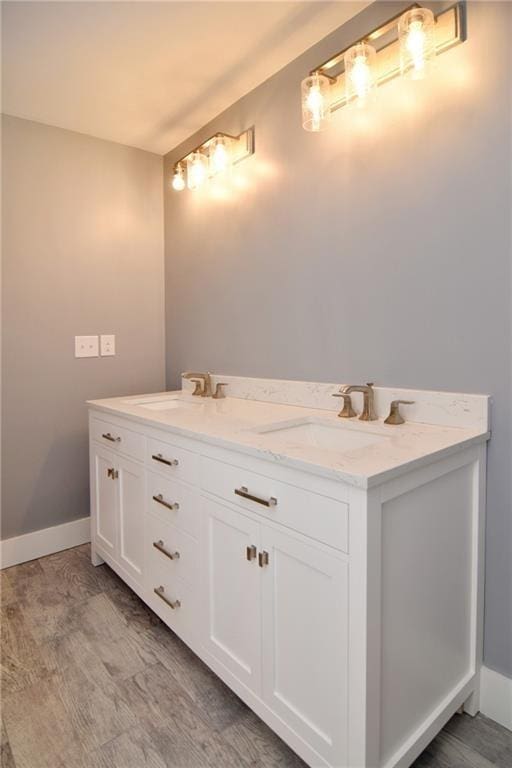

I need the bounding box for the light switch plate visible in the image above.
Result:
[100,334,115,356]
[75,335,99,358]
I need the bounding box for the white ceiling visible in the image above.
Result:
[1,1,367,155]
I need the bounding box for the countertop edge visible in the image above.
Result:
[87,401,489,490]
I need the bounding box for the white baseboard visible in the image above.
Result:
[0,517,91,569]
[481,666,512,731]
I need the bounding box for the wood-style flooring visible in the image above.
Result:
[1,544,511,768]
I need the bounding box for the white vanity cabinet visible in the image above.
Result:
[90,418,146,591]
[260,526,348,766]
[200,493,348,766]
[201,497,262,692]
[91,445,117,558]
[89,398,487,768]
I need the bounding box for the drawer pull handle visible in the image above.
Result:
[152,494,180,512]
[153,540,180,561]
[246,545,257,562]
[235,486,277,508]
[154,585,181,610]
[152,453,179,467]
[258,550,270,568]
[102,432,121,443]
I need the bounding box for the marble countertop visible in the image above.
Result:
[87,389,490,488]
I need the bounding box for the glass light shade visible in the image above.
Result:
[399,7,436,80]
[301,73,331,132]
[209,136,232,175]
[171,164,185,191]
[187,152,208,190]
[344,42,377,107]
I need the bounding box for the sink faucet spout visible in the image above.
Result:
[341,383,377,421]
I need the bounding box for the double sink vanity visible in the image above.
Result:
[88,373,490,768]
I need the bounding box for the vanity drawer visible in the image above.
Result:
[147,471,200,540]
[147,436,199,486]
[201,456,348,553]
[91,418,145,462]
[146,557,198,642]
[146,511,198,588]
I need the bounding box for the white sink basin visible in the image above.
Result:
[123,395,201,411]
[253,417,390,453]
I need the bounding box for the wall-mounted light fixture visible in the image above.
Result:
[170,127,254,191]
[399,7,437,80]
[300,2,466,129]
[171,162,186,191]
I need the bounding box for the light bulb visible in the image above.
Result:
[301,73,331,131]
[351,55,371,101]
[407,20,427,73]
[187,152,208,190]
[399,8,436,80]
[171,164,185,191]
[209,136,231,175]
[344,42,376,107]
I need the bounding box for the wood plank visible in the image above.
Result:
[17,574,90,644]
[21,629,136,752]
[222,709,308,768]
[54,664,136,753]
[104,579,163,635]
[118,662,212,743]
[65,721,247,768]
[0,571,16,607]
[2,559,43,584]
[65,727,167,768]
[2,675,84,768]
[413,730,500,768]
[0,603,50,696]
[0,719,16,768]
[201,729,260,768]
[145,623,249,730]
[87,622,161,680]
[443,714,512,768]
[0,739,16,768]
[38,545,104,602]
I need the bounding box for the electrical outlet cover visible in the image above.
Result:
[75,335,99,358]
[100,334,116,356]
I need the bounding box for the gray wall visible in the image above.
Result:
[2,115,165,540]
[164,2,512,678]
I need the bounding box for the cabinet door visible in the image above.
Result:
[201,497,261,693]
[92,447,118,557]
[261,528,348,767]
[117,456,145,584]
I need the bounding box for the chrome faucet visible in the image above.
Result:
[341,382,377,421]
[182,371,213,397]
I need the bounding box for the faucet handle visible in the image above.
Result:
[213,382,228,400]
[189,378,204,396]
[384,400,414,425]
[332,392,357,418]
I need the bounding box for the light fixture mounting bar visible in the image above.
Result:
[173,127,255,171]
[311,3,420,77]
[309,2,465,112]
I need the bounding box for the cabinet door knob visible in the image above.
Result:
[106,467,118,479]
[246,545,257,562]
[258,550,269,568]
